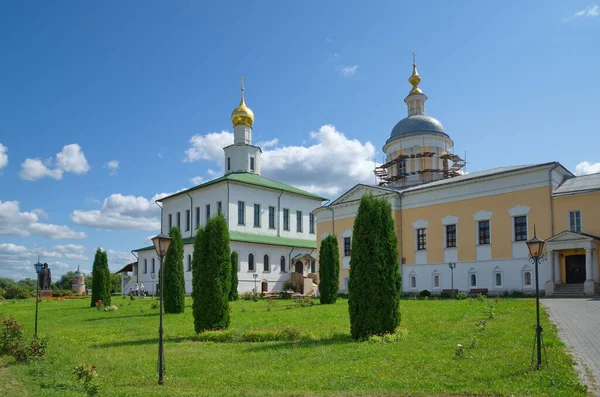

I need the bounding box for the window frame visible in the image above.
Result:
[188,254,192,272]
[514,215,527,242]
[343,237,351,257]
[263,254,269,272]
[168,214,172,230]
[283,208,290,231]
[185,209,191,231]
[238,201,245,225]
[250,157,255,171]
[478,220,490,245]
[268,206,276,229]
[296,210,303,232]
[227,157,231,171]
[144,258,148,274]
[152,258,156,273]
[470,273,477,288]
[195,207,200,229]
[254,204,261,227]
[177,212,181,229]
[569,210,581,233]
[445,224,457,248]
[309,213,315,234]
[217,201,222,216]
[205,204,211,221]
[280,255,286,273]
[416,228,427,251]
[248,253,255,272]
[494,272,502,287]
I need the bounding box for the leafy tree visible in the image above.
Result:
[319,234,340,304]
[110,274,122,293]
[0,278,16,289]
[348,194,401,339]
[91,249,111,307]
[163,227,186,313]
[229,251,239,301]
[192,216,231,333]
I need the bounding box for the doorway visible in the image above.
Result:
[565,255,586,283]
[261,281,268,293]
[294,261,303,274]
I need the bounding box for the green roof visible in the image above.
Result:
[133,230,316,252]
[157,172,326,202]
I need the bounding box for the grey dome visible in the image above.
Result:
[388,115,448,142]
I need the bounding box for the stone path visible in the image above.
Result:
[542,298,600,396]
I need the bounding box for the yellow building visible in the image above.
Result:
[314,60,600,297]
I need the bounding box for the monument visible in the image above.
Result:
[38,263,52,298]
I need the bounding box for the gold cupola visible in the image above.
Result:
[230,78,254,127]
[408,52,423,95]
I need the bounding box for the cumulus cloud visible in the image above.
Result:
[20,144,90,181]
[0,200,86,239]
[256,138,279,148]
[575,161,600,175]
[183,125,377,197]
[340,65,359,77]
[104,160,119,176]
[0,143,7,172]
[190,176,204,185]
[575,5,599,17]
[106,249,135,268]
[0,243,88,280]
[184,131,232,164]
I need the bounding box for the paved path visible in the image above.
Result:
[542,298,600,396]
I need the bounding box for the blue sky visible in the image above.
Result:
[1,1,599,281]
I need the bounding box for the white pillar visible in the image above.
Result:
[553,251,561,284]
[584,248,595,295]
[545,250,556,296]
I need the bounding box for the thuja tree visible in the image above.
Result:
[348,194,401,339]
[319,234,340,304]
[163,227,185,313]
[229,251,239,301]
[91,248,111,307]
[192,216,231,333]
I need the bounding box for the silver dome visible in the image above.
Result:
[388,115,448,143]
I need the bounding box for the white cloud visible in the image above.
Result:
[575,161,600,175]
[340,65,359,77]
[184,131,232,164]
[104,160,119,176]
[106,249,135,268]
[0,243,88,280]
[0,200,86,239]
[20,144,90,181]
[190,176,204,185]
[32,208,49,219]
[256,138,279,148]
[183,124,377,197]
[574,5,599,17]
[0,143,7,172]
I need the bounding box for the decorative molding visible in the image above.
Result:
[342,228,352,238]
[468,267,477,273]
[493,265,502,272]
[432,269,440,275]
[441,215,459,225]
[473,210,493,221]
[521,264,532,271]
[412,219,429,229]
[508,205,531,217]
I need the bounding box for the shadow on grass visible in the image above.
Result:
[84,313,159,322]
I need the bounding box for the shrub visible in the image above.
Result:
[319,234,340,304]
[163,227,186,314]
[348,195,401,340]
[456,291,467,300]
[366,328,409,343]
[240,291,261,301]
[3,287,31,300]
[91,249,111,307]
[192,216,231,333]
[420,289,432,297]
[0,315,46,362]
[73,363,100,396]
[476,293,487,302]
[279,290,292,299]
[282,280,300,293]
[229,252,239,301]
[294,296,314,308]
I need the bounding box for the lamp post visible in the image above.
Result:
[151,272,156,297]
[151,233,172,386]
[253,273,258,293]
[526,225,546,370]
[33,260,44,339]
[448,262,457,292]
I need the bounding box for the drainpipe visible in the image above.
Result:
[186,192,193,238]
[548,163,560,237]
[277,190,284,237]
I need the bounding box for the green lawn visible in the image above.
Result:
[0,296,585,397]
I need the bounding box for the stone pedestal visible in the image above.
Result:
[38,290,52,298]
[544,281,555,296]
[584,280,595,296]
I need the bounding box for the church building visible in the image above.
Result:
[126,83,326,295]
[315,59,600,297]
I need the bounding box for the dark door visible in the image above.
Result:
[295,261,303,274]
[565,255,586,283]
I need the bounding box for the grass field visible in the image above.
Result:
[0,296,586,397]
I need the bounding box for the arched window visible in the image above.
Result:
[524,271,532,286]
[495,272,502,287]
[144,259,148,274]
[434,275,440,288]
[263,255,269,272]
[152,258,156,273]
[410,276,416,289]
[280,256,286,272]
[248,253,255,272]
[470,273,477,287]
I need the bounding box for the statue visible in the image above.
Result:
[39,263,52,290]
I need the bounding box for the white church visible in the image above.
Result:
[125,83,325,295]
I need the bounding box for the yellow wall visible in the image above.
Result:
[552,191,600,237]
[316,216,356,290]
[401,186,552,264]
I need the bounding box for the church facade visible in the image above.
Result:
[315,60,600,297]
[127,84,325,295]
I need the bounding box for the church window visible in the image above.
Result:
[397,157,407,175]
[296,211,303,232]
[514,216,527,241]
[185,210,191,231]
[446,224,456,248]
[478,220,490,245]
[152,258,156,273]
[495,272,502,287]
[280,256,286,272]
[268,206,275,229]
[310,260,315,273]
[569,211,581,232]
[238,201,245,225]
[195,207,200,228]
[177,212,181,229]
[250,157,255,171]
[206,204,211,221]
[254,204,261,227]
[524,271,532,286]
[188,254,192,272]
[227,157,231,171]
[433,274,440,288]
[248,253,255,271]
[217,201,222,216]
[417,228,427,251]
[263,255,269,272]
[283,209,290,231]
[410,276,416,289]
[343,237,352,257]
[168,214,172,230]
[309,213,315,234]
[144,259,147,274]
[470,273,477,287]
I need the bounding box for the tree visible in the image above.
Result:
[91,249,111,307]
[192,216,231,333]
[110,274,122,293]
[229,251,239,301]
[319,234,340,304]
[348,194,401,339]
[163,227,186,313]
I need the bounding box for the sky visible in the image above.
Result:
[1,1,599,282]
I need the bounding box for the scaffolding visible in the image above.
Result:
[374,151,466,186]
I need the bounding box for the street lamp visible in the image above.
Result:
[151,272,156,297]
[253,273,258,293]
[33,260,44,339]
[151,233,172,386]
[526,225,546,369]
[448,262,457,292]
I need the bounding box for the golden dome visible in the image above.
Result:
[231,80,254,127]
[408,63,422,95]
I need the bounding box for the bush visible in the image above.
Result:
[3,287,31,300]
[91,249,111,307]
[240,291,261,301]
[294,296,314,308]
[279,290,292,299]
[229,252,239,301]
[366,328,409,343]
[319,234,340,304]
[456,291,467,300]
[163,227,186,314]
[419,289,432,297]
[282,280,300,293]
[0,315,46,362]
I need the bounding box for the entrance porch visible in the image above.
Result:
[545,231,600,296]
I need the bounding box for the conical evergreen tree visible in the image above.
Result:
[319,234,340,304]
[163,227,185,313]
[348,194,401,339]
[192,215,231,333]
[91,248,111,307]
[229,251,239,301]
